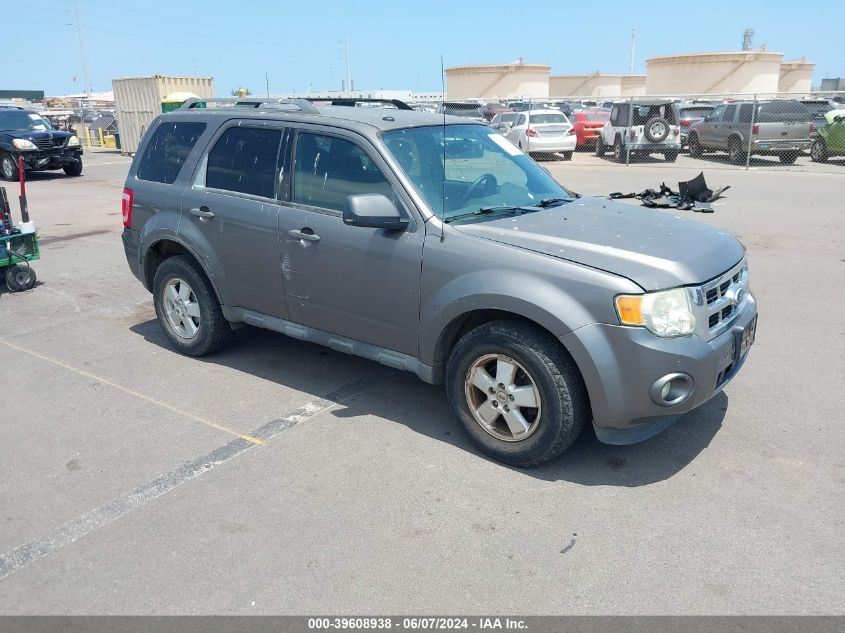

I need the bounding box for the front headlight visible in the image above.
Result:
[615,288,696,337]
[67,135,80,147]
[12,139,37,150]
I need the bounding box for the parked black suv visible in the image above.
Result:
[0,106,83,180]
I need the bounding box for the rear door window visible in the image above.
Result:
[205,126,282,199]
[722,105,737,122]
[137,121,206,184]
[738,104,754,123]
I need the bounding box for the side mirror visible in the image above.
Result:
[343,194,408,230]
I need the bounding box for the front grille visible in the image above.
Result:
[696,259,749,339]
[32,136,65,150]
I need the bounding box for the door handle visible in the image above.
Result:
[190,206,215,220]
[289,228,320,242]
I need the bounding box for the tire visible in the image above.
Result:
[688,133,703,158]
[0,153,19,181]
[643,117,670,143]
[562,151,573,161]
[5,264,36,291]
[612,136,625,163]
[779,151,798,164]
[664,150,679,162]
[445,320,589,467]
[152,255,232,356]
[811,139,828,163]
[728,138,745,165]
[595,136,606,156]
[63,158,83,176]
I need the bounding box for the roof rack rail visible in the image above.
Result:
[313,98,414,111]
[179,97,319,114]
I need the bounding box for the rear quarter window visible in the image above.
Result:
[137,121,206,184]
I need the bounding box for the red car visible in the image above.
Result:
[569,110,610,147]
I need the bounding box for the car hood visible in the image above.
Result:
[451,197,744,290]
[825,109,845,125]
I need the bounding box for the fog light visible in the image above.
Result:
[649,373,694,407]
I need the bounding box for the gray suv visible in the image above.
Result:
[121,98,757,466]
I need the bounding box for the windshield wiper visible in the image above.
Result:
[532,197,577,208]
[445,205,539,223]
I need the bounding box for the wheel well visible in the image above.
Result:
[143,240,193,290]
[434,309,560,365]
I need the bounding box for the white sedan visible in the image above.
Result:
[506,109,576,160]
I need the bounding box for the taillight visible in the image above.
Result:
[566,127,575,135]
[809,123,816,133]
[680,120,692,127]
[526,128,538,137]
[752,124,759,135]
[122,188,133,228]
[629,129,637,139]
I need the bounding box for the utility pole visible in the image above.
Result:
[344,33,352,95]
[629,28,636,74]
[72,0,91,95]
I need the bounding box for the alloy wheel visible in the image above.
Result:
[162,277,201,340]
[464,354,542,442]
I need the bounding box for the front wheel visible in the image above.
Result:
[63,158,83,176]
[445,321,589,467]
[0,153,19,181]
[152,255,233,356]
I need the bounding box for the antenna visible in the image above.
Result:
[440,55,446,243]
[71,0,91,95]
[344,33,352,96]
[629,28,636,74]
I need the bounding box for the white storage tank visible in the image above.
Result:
[112,75,214,155]
[445,62,550,100]
[549,74,634,97]
[646,51,783,95]
[778,60,814,94]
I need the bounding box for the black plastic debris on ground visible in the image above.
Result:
[608,172,730,213]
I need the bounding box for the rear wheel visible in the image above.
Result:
[595,136,606,156]
[152,255,232,356]
[779,150,798,164]
[728,137,745,164]
[664,150,679,162]
[561,151,573,161]
[811,138,828,163]
[688,133,703,158]
[0,153,19,181]
[5,264,36,291]
[612,136,625,163]
[445,321,589,467]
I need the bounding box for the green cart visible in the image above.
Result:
[1,231,39,292]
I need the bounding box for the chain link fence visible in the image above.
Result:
[413,92,845,174]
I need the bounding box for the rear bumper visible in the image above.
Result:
[121,227,143,285]
[525,136,576,153]
[751,139,811,153]
[562,296,757,445]
[628,141,681,152]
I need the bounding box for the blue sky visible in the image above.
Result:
[8,0,843,96]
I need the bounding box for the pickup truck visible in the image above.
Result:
[687,100,814,164]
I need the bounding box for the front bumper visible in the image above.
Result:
[19,148,83,171]
[562,295,757,445]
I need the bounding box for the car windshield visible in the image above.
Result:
[382,124,575,221]
[0,110,54,132]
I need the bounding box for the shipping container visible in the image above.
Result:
[111,76,214,155]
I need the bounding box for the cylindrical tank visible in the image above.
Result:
[646,51,783,95]
[549,74,633,97]
[446,63,550,100]
[778,61,814,94]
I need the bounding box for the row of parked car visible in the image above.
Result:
[432,97,845,164]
